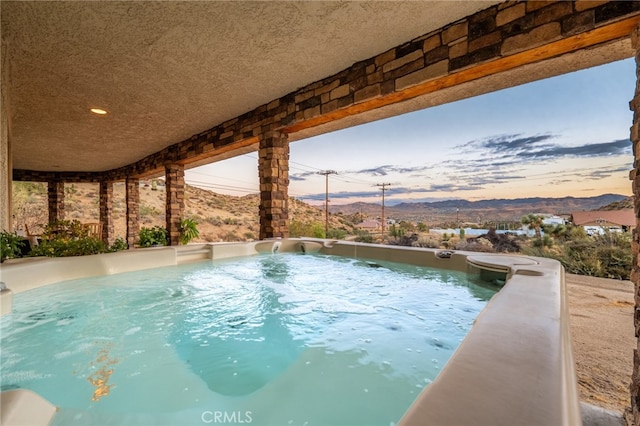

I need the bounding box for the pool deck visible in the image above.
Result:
[0,239,581,426]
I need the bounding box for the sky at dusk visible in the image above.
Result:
[186,58,636,206]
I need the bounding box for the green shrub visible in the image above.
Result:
[327,228,347,239]
[290,220,326,238]
[525,230,632,280]
[26,220,128,258]
[41,219,89,240]
[140,204,162,217]
[1,230,25,262]
[417,222,429,232]
[354,230,373,243]
[31,236,107,257]
[109,237,128,252]
[310,223,325,238]
[223,231,239,242]
[139,226,168,247]
[180,218,200,245]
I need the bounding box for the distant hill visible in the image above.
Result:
[13,180,632,237]
[598,196,633,211]
[13,182,360,242]
[328,194,629,225]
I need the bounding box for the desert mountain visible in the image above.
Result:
[329,194,629,225]
[13,181,630,240]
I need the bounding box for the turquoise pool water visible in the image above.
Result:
[0,253,497,425]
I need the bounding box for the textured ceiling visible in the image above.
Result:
[1,1,501,172]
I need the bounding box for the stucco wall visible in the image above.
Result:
[0,36,12,232]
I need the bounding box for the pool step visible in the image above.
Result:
[0,389,57,426]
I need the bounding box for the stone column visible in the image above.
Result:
[259,131,289,239]
[126,177,140,248]
[47,180,64,223]
[165,163,185,246]
[629,24,640,426]
[99,180,114,245]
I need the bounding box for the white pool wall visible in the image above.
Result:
[0,239,581,426]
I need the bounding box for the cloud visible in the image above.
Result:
[428,183,480,192]
[346,165,431,177]
[289,170,319,181]
[517,139,631,159]
[578,164,630,180]
[354,166,391,176]
[293,134,631,203]
[460,133,631,161]
[298,190,379,201]
[478,134,557,152]
[457,133,556,151]
[298,184,483,202]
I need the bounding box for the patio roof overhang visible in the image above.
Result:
[4,1,639,178]
[3,1,505,174]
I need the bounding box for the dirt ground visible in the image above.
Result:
[566,273,635,413]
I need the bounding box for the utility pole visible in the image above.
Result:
[317,170,337,237]
[376,183,391,237]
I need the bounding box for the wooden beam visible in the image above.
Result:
[176,136,259,168]
[283,15,640,135]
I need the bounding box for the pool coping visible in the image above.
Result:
[0,239,580,426]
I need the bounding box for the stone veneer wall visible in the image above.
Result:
[47,180,64,223]
[165,163,185,246]
[630,23,640,426]
[126,177,140,248]
[99,181,114,245]
[258,131,289,239]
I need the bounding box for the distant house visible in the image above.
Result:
[571,210,635,234]
[358,220,381,231]
[540,214,567,226]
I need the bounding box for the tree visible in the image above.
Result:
[521,214,544,242]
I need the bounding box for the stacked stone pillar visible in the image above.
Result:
[99,181,114,245]
[630,24,640,426]
[165,163,185,246]
[126,177,140,248]
[258,131,289,240]
[47,180,64,223]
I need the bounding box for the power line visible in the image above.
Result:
[191,153,386,203]
[242,153,378,187]
[185,178,311,199]
[376,183,392,237]
[187,170,258,187]
[184,179,257,194]
[317,170,337,236]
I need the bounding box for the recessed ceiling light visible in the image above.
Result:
[90,108,108,115]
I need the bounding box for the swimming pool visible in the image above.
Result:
[0,239,580,425]
[1,252,496,425]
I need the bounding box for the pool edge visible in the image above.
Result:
[0,239,581,426]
